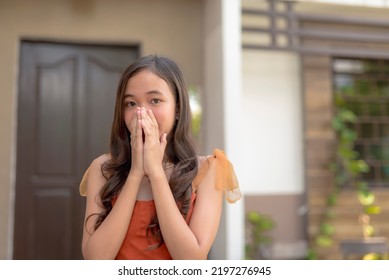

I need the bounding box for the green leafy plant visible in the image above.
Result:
[245,211,275,259]
[310,87,382,259]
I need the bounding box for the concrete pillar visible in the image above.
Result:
[203,0,244,260]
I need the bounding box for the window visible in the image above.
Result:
[333,58,389,187]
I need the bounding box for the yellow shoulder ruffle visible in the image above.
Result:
[79,154,108,197]
[192,149,241,203]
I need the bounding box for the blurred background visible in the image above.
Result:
[1,0,389,260]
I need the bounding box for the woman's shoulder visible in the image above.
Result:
[91,153,111,168]
[196,149,226,168]
[79,153,111,196]
[193,149,241,203]
[86,153,111,179]
[196,154,210,169]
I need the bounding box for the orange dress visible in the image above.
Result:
[79,149,241,260]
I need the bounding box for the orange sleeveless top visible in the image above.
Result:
[113,193,196,260]
[80,149,241,260]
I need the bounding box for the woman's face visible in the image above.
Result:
[123,69,176,139]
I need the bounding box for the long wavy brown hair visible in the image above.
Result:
[92,55,198,247]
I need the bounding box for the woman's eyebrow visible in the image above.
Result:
[124,90,163,98]
[145,90,164,95]
[124,93,135,98]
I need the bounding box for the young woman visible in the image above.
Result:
[79,55,241,260]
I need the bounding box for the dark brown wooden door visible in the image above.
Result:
[14,41,138,259]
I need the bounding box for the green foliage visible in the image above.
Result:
[305,248,318,260]
[320,223,335,236]
[188,85,202,139]
[315,235,333,247]
[311,89,382,259]
[364,205,381,215]
[326,193,338,206]
[191,112,201,138]
[245,211,275,259]
[358,190,375,206]
[347,160,369,175]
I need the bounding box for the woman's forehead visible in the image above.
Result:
[126,71,171,94]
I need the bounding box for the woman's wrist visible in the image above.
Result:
[127,169,144,184]
[148,167,166,182]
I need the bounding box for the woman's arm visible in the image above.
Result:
[82,107,146,259]
[140,107,223,259]
[149,166,223,260]
[81,156,143,259]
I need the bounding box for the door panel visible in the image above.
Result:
[37,58,75,175]
[86,58,120,161]
[14,41,138,259]
[34,188,72,260]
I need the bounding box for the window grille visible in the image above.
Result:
[333,58,389,187]
[242,0,389,59]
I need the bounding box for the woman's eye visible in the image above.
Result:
[126,101,137,107]
[150,99,161,104]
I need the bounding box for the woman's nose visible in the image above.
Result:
[139,105,151,112]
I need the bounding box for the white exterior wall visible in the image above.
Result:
[203,0,244,260]
[241,50,304,196]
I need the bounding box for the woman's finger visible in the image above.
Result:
[136,119,143,147]
[129,108,138,135]
[160,132,167,156]
[140,108,158,137]
[130,108,142,147]
[147,109,158,126]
